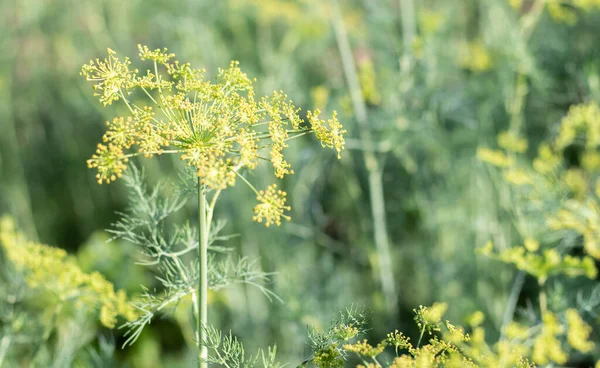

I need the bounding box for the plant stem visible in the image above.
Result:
[0,336,11,367]
[539,279,548,317]
[331,0,398,315]
[500,270,525,340]
[417,325,426,348]
[399,0,416,53]
[198,179,209,368]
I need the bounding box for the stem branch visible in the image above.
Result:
[331,0,397,315]
[198,180,209,368]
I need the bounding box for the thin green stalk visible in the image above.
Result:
[417,325,426,348]
[500,270,525,341]
[399,0,417,53]
[331,0,398,315]
[0,336,10,366]
[539,279,548,317]
[198,180,209,368]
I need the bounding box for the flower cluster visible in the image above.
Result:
[477,240,597,283]
[82,46,345,226]
[332,304,535,368]
[477,103,600,267]
[252,184,291,227]
[0,217,137,328]
[414,302,448,333]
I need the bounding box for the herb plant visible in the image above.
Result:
[80,45,345,367]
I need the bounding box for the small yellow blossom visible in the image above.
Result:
[81,48,138,106]
[252,184,291,227]
[308,109,347,159]
[460,42,493,72]
[476,147,514,167]
[566,309,595,353]
[504,169,532,186]
[533,143,561,174]
[466,311,485,327]
[533,312,567,365]
[343,339,385,358]
[509,0,523,10]
[332,324,359,341]
[86,143,129,184]
[498,131,528,153]
[524,238,540,252]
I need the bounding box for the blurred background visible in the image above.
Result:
[1,0,600,366]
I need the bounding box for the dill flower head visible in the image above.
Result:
[82,46,345,225]
[252,184,291,227]
[0,216,137,328]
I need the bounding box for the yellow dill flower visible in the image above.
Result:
[385,330,412,354]
[524,238,540,252]
[419,10,445,35]
[556,102,600,150]
[564,169,588,199]
[236,128,259,169]
[533,143,561,174]
[137,45,175,65]
[343,339,385,358]
[497,131,528,153]
[547,3,578,24]
[547,200,600,259]
[390,355,415,367]
[102,117,137,148]
[504,321,529,340]
[358,59,381,106]
[476,240,494,256]
[582,150,600,172]
[533,312,567,365]
[547,1,600,24]
[82,46,345,225]
[466,311,485,327]
[509,0,523,10]
[86,143,129,184]
[81,48,138,106]
[311,85,330,110]
[459,41,493,72]
[445,321,470,343]
[332,324,359,341]
[0,217,137,328]
[195,156,236,190]
[504,169,532,186]
[476,147,514,167]
[566,309,595,353]
[308,110,347,159]
[414,303,448,333]
[252,184,291,227]
[312,343,343,368]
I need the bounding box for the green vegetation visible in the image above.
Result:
[1,0,600,367]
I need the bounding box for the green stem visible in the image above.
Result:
[235,171,261,196]
[539,279,548,317]
[0,336,11,367]
[331,0,397,315]
[198,180,209,368]
[399,0,417,53]
[417,325,426,348]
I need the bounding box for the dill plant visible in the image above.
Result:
[80,45,345,366]
[476,102,600,366]
[0,217,136,366]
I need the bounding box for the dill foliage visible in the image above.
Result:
[109,166,281,348]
